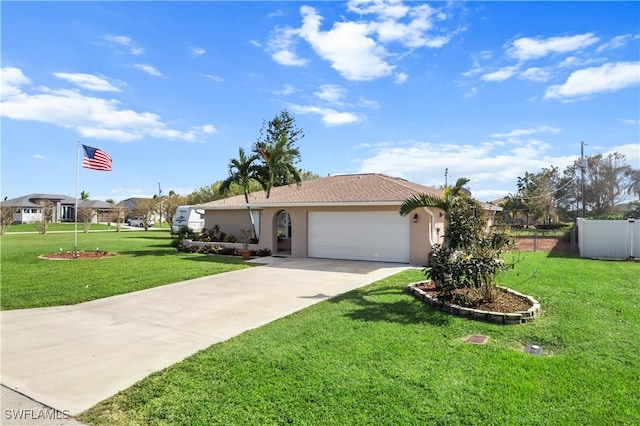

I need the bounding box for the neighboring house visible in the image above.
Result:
[197,173,501,266]
[119,197,161,223]
[1,194,114,224]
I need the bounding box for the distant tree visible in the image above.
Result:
[624,200,640,219]
[188,183,221,204]
[300,170,320,181]
[161,193,188,224]
[112,202,129,232]
[556,152,634,219]
[0,204,17,234]
[516,166,560,224]
[132,198,157,231]
[77,206,93,233]
[80,191,90,200]
[220,147,262,239]
[35,200,54,234]
[253,109,304,198]
[500,194,527,226]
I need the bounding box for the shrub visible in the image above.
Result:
[424,194,517,303]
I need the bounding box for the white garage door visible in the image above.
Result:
[308,211,410,263]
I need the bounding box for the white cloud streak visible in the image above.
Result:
[53,72,121,92]
[133,64,164,77]
[288,104,362,126]
[508,33,599,61]
[0,67,215,143]
[544,61,640,101]
[268,1,456,81]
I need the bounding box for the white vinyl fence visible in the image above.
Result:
[577,218,639,259]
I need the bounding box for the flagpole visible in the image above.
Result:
[74,141,80,255]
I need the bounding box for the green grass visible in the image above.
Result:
[80,252,640,425]
[4,222,170,233]
[0,230,248,310]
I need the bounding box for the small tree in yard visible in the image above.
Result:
[35,200,54,235]
[133,199,157,231]
[401,178,516,304]
[0,205,17,235]
[78,206,93,233]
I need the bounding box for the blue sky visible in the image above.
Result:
[2,1,639,202]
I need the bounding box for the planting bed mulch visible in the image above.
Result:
[40,251,118,260]
[414,282,532,313]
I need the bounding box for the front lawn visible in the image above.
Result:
[0,230,248,310]
[80,252,640,425]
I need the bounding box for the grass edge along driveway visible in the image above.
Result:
[80,252,640,426]
[1,230,249,310]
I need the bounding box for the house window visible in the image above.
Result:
[277,210,291,239]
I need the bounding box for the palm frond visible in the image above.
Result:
[399,193,446,216]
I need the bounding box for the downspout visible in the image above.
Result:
[423,207,438,247]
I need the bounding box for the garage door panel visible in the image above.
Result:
[308,212,409,263]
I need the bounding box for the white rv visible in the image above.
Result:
[171,206,205,233]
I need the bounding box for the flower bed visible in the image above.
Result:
[408,281,541,325]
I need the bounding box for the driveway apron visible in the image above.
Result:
[1,258,410,416]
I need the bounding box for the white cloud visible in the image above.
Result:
[190,47,206,57]
[355,134,575,200]
[53,72,121,92]
[299,6,394,81]
[133,64,164,77]
[520,67,552,82]
[271,84,298,96]
[394,72,408,84]
[268,27,307,66]
[358,96,381,109]
[102,34,144,55]
[201,124,217,134]
[0,67,214,143]
[490,126,561,139]
[34,154,45,160]
[201,74,224,83]
[596,34,640,52]
[482,65,519,82]
[508,33,599,61]
[544,61,640,101]
[288,104,363,126]
[314,84,347,104]
[268,2,456,81]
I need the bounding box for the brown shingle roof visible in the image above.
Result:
[199,173,443,208]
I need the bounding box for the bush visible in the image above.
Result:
[424,196,517,303]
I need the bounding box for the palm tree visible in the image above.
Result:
[80,190,90,200]
[255,134,302,198]
[253,109,304,198]
[219,147,261,240]
[399,177,470,246]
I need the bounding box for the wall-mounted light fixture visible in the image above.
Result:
[412,213,419,223]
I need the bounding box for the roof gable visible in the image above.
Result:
[200,174,443,208]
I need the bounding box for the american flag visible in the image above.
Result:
[82,144,112,171]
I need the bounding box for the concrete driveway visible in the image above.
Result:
[1,257,410,417]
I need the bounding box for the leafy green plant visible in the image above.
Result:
[402,179,517,303]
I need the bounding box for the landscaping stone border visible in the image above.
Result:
[407,282,541,325]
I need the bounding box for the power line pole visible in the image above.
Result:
[580,141,587,218]
[158,182,163,227]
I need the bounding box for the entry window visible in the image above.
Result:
[277,211,291,238]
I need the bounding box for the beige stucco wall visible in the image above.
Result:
[204,205,445,266]
[203,210,256,241]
